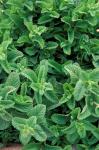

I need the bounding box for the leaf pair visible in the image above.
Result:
[12,115,47,145]
[22,60,53,104]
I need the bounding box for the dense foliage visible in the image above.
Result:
[0,0,99,149]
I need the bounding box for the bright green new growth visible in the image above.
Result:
[0,0,99,149]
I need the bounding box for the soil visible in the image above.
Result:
[0,145,22,150]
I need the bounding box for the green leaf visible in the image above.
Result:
[92,128,99,140]
[63,45,71,55]
[64,145,72,150]
[51,114,66,125]
[22,143,41,150]
[62,122,76,135]
[0,118,10,130]
[87,16,97,26]
[78,104,91,120]
[89,68,99,82]
[24,20,33,32]
[46,42,58,49]
[24,1,34,11]
[0,100,15,109]
[20,129,32,145]
[8,48,23,62]
[28,104,46,118]
[44,145,62,150]
[48,59,62,73]
[12,117,27,130]
[34,91,43,104]
[37,60,48,83]
[95,106,99,116]
[34,125,47,142]
[0,60,11,73]
[67,28,74,44]
[6,72,20,90]
[50,11,60,18]
[0,110,12,121]
[21,68,37,82]
[0,86,16,99]
[75,122,86,138]
[38,14,52,24]
[44,90,58,103]
[33,35,45,49]
[20,82,27,96]
[74,80,86,101]
[66,131,79,144]
[24,47,37,56]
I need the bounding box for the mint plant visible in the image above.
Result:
[0,0,99,149]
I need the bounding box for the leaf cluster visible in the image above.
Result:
[0,0,99,149]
